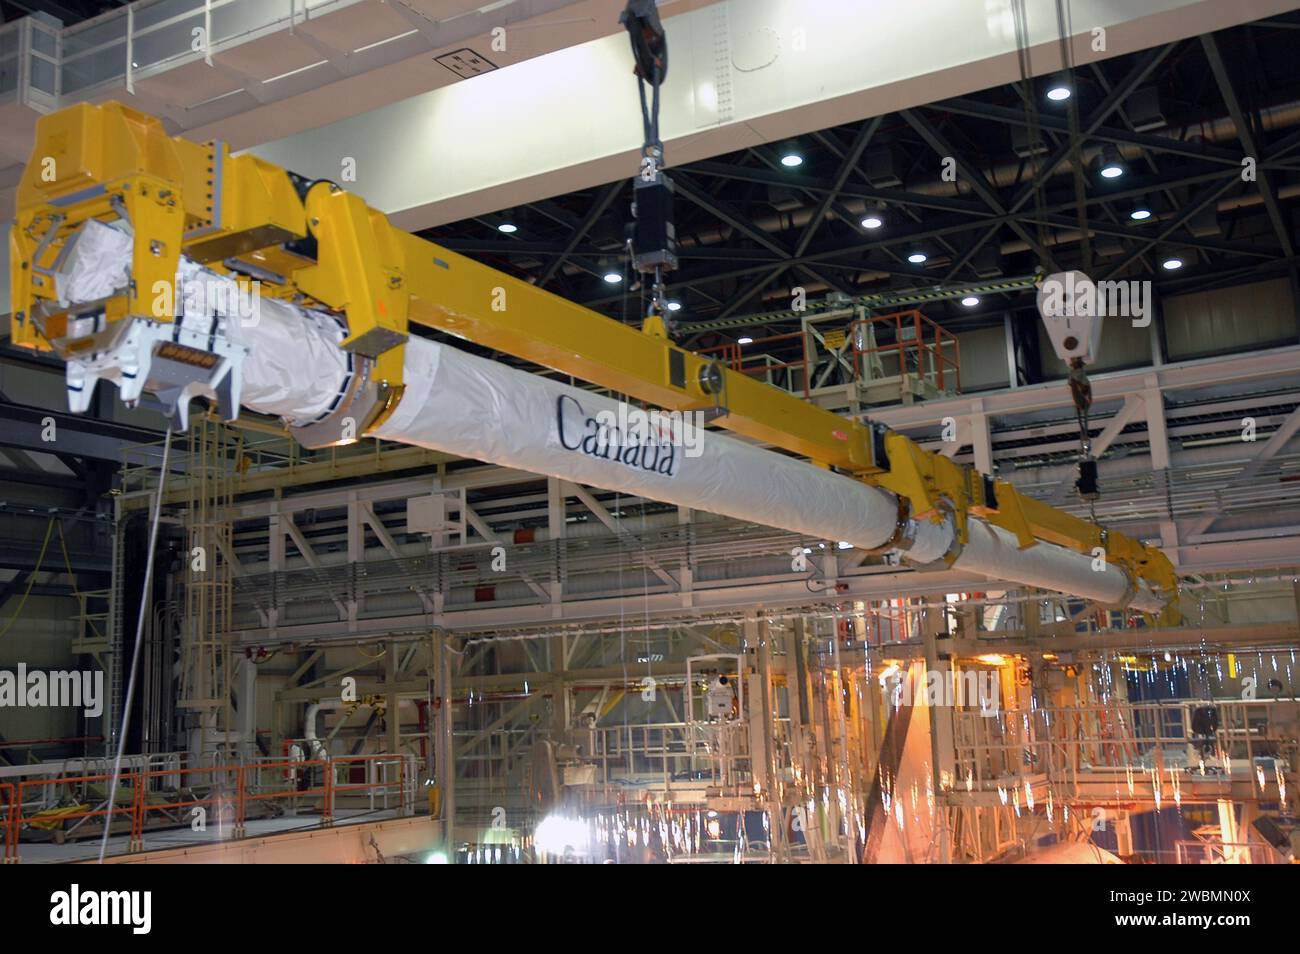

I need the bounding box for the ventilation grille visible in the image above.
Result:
[435,48,498,79]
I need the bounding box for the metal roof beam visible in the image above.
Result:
[1201,32,1296,257]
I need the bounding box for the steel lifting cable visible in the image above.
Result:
[1016,0,1101,518]
[98,426,173,864]
[1055,0,1092,274]
[1011,0,1052,269]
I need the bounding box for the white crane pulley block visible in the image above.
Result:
[1037,270,1105,366]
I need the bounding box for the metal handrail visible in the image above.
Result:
[5,752,417,862]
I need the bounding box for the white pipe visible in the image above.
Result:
[302,699,344,761]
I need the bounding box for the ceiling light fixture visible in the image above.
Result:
[780,139,804,167]
[1096,145,1125,180]
[1045,73,1072,102]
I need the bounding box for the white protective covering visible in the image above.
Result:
[55,218,133,306]
[176,259,351,425]
[55,234,352,426]
[365,337,1164,613]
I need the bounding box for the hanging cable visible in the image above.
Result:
[1055,0,1092,274]
[0,517,55,639]
[1017,0,1104,519]
[621,0,678,334]
[99,426,173,864]
[1011,0,1053,273]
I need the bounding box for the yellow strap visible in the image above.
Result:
[0,517,55,639]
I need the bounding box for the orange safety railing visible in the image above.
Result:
[696,341,742,371]
[135,762,249,840]
[699,332,812,398]
[1,782,14,863]
[851,310,961,394]
[863,597,912,646]
[16,770,143,849]
[329,754,409,818]
[238,759,332,831]
[6,753,414,862]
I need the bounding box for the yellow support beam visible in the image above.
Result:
[9,100,1177,603]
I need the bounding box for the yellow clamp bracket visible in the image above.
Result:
[871,432,976,545]
[869,430,1177,604]
[9,174,184,349]
[294,183,409,390]
[974,479,1038,549]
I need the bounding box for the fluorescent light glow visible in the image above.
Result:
[781,153,804,167]
[497,222,518,233]
[961,296,980,307]
[1099,163,1124,179]
[1130,207,1152,220]
[737,336,754,345]
[861,214,883,229]
[666,301,682,311]
[837,541,853,550]
[1161,257,1183,270]
[603,271,622,284]
[1046,85,1071,102]
[907,251,928,264]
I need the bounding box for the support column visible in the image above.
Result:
[385,639,400,756]
[547,477,566,620]
[921,595,955,864]
[238,652,257,762]
[436,631,455,856]
[1145,381,1178,553]
[968,403,993,476]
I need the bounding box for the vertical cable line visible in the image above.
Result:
[99,426,173,863]
[1055,0,1092,274]
[1012,0,1052,268]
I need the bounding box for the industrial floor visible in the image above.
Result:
[15,807,405,864]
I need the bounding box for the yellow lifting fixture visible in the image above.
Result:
[8,100,1178,607]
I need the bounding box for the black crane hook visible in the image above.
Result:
[620,0,668,84]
